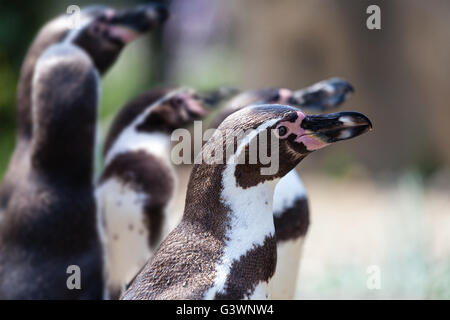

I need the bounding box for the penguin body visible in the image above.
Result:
[0,43,103,299]
[209,79,353,299]
[122,105,372,300]
[0,4,168,215]
[97,88,209,298]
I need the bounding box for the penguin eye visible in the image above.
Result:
[173,98,183,107]
[271,93,280,102]
[288,97,297,105]
[278,126,288,137]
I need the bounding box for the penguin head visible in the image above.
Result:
[222,81,354,112]
[289,77,354,111]
[208,104,372,188]
[211,79,354,129]
[228,88,295,108]
[136,89,209,134]
[210,88,296,129]
[70,3,168,73]
[232,78,354,110]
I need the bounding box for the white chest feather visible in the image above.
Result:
[97,178,152,291]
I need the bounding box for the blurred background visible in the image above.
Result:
[0,0,449,299]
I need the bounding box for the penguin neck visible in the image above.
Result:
[221,163,278,240]
[30,90,98,186]
[184,162,278,244]
[30,44,99,186]
[183,162,278,300]
[32,127,96,186]
[183,117,284,237]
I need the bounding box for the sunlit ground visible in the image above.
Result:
[297,173,450,299]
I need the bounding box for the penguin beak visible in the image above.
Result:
[173,89,210,120]
[106,4,169,44]
[185,99,209,118]
[296,111,372,151]
[197,87,241,108]
[289,78,354,111]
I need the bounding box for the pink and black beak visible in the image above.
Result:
[298,111,372,150]
[277,110,372,152]
[184,95,209,119]
[171,89,210,121]
[289,78,354,111]
[100,3,169,46]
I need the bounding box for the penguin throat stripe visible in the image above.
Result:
[202,121,280,299]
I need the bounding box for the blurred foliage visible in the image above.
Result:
[0,1,43,180]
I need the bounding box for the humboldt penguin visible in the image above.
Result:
[209,78,354,299]
[0,3,168,214]
[97,88,213,299]
[0,43,103,299]
[122,104,372,300]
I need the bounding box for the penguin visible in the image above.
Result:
[209,78,354,299]
[0,4,168,215]
[97,88,214,299]
[211,78,354,127]
[122,104,372,300]
[0,43,103,299]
